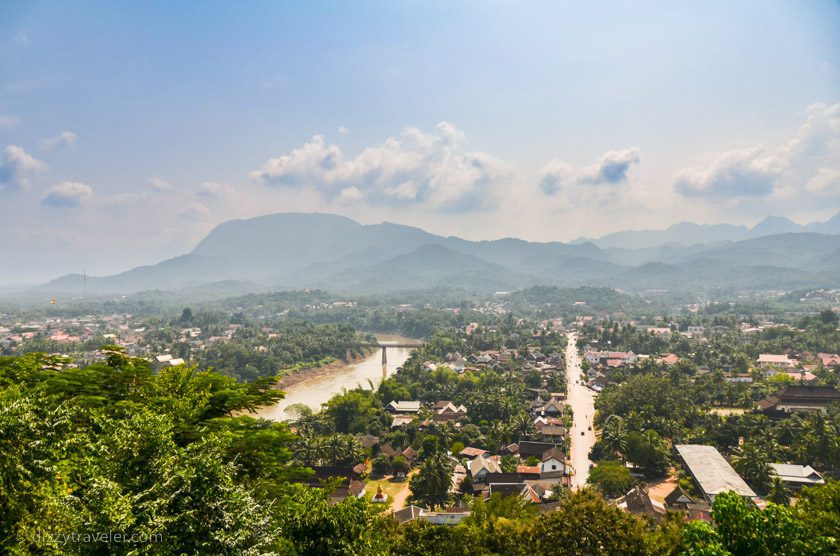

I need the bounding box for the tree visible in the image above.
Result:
[276,484,395,555]
[767,475,790,506]
[795,480,840,553]
[711,491,833,555]
[625,429,670,478]
[372,455,391,476]
[179,307,194,324]
[730,444,772,494]
[391,456,410,476]
[409,452,452,509]
[531,489,654,555]
[678,520,731,556]
[587,460,636,498]
[601,414,629,459]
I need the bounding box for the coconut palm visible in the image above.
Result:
[767,475,790,505]
[731,444,772,494]
[601,414,628,459]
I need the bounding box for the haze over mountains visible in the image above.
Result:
[33,211,840,296]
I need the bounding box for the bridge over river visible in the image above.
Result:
[352,340,426,364]
[259,338,424,419]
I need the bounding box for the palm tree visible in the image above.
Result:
[510,412,535,441]
[601,415,628,459]
[324,434,348,465]
[731,444,772,494]
[767,475,790,505]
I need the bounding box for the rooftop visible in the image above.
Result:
[675,444,756,499]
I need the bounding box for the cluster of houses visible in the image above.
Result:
[0,314,148,360]
[420,347,566,381]
[756,351,840,383]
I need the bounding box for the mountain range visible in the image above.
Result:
[34,211,840,296]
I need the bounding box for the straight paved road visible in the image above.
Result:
[565,332,596,490]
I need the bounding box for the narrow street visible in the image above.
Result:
[565,332,596,490]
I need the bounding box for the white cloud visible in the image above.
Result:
[42,181,94,208]
[0,114,19,129]
[674,146,783,198]
[197,181,235,198]
[338,126,349,135]
[250,122,509,211]
[805,167,840,196]
[0,145,48,191]
[674,102,840,200]
[178,201,212,221]
[39,131,77,152]
[338,186,364,205]
[539,147,641,195]
[149,177,171,192]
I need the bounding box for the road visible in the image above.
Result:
[565,332,596,490]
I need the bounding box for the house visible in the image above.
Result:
[459,447,489,459]
[487,483,542,504]
[379,443,401,458]
[537,398,565,417]
[518,441,560,460]
[757,354,794,368]
[786,370,818,384]
[358,434,379,450]
[434,402,468,422]
[769,464,825,490]
[818,353,840,367]
[515,465,541,477]
[658,353,680,366]
[419,508,470,525]
[402,447,418,461]
[529,396,546,411]
[664,485,697,511]
[387,400,423,413]
[540,447,566,477]
[391,414,415,428]
[538,425,566,443]
[469,455,503,483]
[615,486,666,519]
[664,485,712,522]
[675,444,756,503]
[757,386,840,415]
[392,505,424,524]
[687,326,705,337]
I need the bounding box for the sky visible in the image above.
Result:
[1,1,839,284]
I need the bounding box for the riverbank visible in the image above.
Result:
[255,336,418,420]
[276,350,374,390]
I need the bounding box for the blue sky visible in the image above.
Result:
[1,1,839,283]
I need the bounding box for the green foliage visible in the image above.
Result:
[409,452,453,510]
[711,491,833,555]
[0,349,305,554]
[678,521,731,556]
[730,444,773,494]
[587,460,635,497]
[276,484,395,555]
[795,480,840,553]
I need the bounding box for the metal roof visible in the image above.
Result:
[675,444,756,498]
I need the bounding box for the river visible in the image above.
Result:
[254,343,414,421]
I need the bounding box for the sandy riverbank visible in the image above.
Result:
[275,350,374,390]
[272,332,422,390]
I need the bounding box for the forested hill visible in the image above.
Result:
[35,212,840,297]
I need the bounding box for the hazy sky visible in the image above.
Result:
[1,1,839,283]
